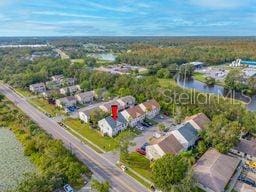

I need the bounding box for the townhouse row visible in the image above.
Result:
[146,113,211,160]
[98,99,160,137]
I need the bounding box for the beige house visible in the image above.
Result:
[185,113,211,131]
[29,83,46,93]
[193,148,240,192]
[60,85,81,95]
[121,105,146,127]
[146,134,184,160]
[51,74,64,81]
[79,106,101,123]
[75,91,94,104]
[99,100,123,113]
[56,96,77,108]
[116,96,136,109]
[139,99,160,119]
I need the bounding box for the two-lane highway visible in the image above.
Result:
[0,84,148,192]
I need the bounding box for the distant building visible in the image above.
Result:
[63,77,76,86]
[60,85,81,95]
[139,99,160,119]
[231,138,256,161]
[29,83,46,93]
[193,148,240,192]
[98,113,128,137]
[172,122,198,149]
[46,80,61,90]
[51,75,64,81]
[189,61,204,69]
[116,96,136,109]
[79,106,101,123]
[146,134,184,160]
[75,91,94,104]
[56,96,77,108]
[185,113,211,131]
[99,100,123,113]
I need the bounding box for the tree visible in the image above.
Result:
[203,115,241,153]
[89,110,109,129]
[0,94,4,102]
[179,64,194,79]
[205,77,215,86]
[225,69,245,91]
[158,123,166,132]
[152,154,188,192]
[157,68,170,78]
[91,179,110,192]
[80,80,90,91]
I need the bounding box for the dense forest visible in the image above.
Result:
[0,99,91,192]
[116,39,256,66]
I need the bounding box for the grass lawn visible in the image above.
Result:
[193,72,206,83]
[122,152,152,182]
[63,118,140,152]
[29,97,64,116]
[71,59,84,64]
[15,88,33,97]
[158,78,177,88]
[193,72,225,86]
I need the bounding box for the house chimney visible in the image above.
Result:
[111,105,118,121]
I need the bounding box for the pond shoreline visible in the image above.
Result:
[176,77,256,111]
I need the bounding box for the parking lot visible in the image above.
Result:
[129,114,177,152]
[196,66,229,81]
[234,163,256,192]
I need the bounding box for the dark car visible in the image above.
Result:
[141,122,149,127]
[136,148,146,155]
[141,143,149,151]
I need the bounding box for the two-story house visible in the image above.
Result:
[98,113,128,137]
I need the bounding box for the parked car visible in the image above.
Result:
[141,143,149,151]
[145,121,153,126]
[141,122,149,127]
[63,184,74,192]
[136,147,146,155]
[238,175,256,187]
[163,112,169,116]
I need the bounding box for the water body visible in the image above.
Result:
[89,53,116,62]
[177,78,256,111]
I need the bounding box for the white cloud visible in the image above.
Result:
[188,0,252,9]
[32,11,104,19]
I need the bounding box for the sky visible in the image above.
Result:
[0,0,256,36]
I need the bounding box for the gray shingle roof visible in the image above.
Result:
[193,148,240,192]
[178,122,198,142]
[105,113,127,129]
[234,139,256,157]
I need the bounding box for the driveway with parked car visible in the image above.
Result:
[129,114,177,153]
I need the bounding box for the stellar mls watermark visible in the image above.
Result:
[160,88,252,105]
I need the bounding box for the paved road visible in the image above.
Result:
[0,84,148,192]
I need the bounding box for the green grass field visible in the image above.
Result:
[122,152,152,182]
[63,118,119,151]
[15,88,33,97]
[71,59,85,64]
[63,118,139,152]
[193,72,225,86]
[158,78,177,88]
[29,97,64,116]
